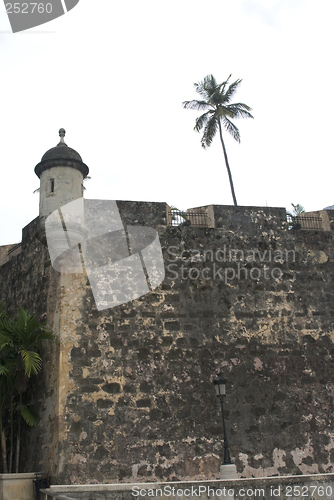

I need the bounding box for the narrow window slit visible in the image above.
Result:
[50,178,55,193]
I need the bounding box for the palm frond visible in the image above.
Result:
[0,330,13,349]
[208,92,226,107]
[201,116,218,149]
[216,74,232,97]
[223,78,243,103]
[0,360,16,376]
[194,110,214,132]
[31,330,56,345]
[0,312,15,334]
[20,404,40,426]
[20,350,42,377]
[287,203,305,218]
[182,100,211,111]
[194,82,209,100]
[203,74,218,95]
[227,103,254,119]
[195,74,218,99]
[0,303,8,321]
[222,117,241,142]
[10,309,54,351]
[16,309,41,338]
[0,364,9,376]
[0,307,55,381]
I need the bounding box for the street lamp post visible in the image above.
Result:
[213,373,238,479]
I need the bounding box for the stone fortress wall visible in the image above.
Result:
[1,202,334,484]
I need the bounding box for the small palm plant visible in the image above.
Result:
[170,205,187,226]
[0,307,55,473]
[183,74,253,206]
[286,203,305,229]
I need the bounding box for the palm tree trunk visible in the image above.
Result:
[15,393,22,473]
[218,120,238,206]
[9,394,14,473]
[0,420,8,473]
[0,391,8,473]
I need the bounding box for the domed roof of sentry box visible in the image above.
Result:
[35,129,89,179]
[42,128,82,161]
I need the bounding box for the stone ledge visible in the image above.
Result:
[0,472,45,500]
[0,473,39,480]
[42,472,334,492]
[40,475,334,500]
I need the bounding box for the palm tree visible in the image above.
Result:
[0,307,55,472]
[0,304,10,473]
[287,203,305,219]
[286,203,305,229]
[183,74,253,206]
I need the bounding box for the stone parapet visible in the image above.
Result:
[116,201,169,227]
[0,473,40,500]
[210,205,287,233]
[299,210,331,231]
[41,474,334,500]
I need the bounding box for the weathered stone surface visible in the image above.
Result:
[1,205,334,484]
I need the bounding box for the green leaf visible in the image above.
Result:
[0,331,13,349]
[0,364,12,376]
[222,116,241,142]
[217,74,232,96]
[20,404,40,426]
[0,358,16,376]
[227,103,254,119]
[224,78,242,103]
[182,100,211,111]
[0,303,8,321]
[20,350,42,377]
[194,110,213,132]
[287,203,305,219]
[201,116,218,148]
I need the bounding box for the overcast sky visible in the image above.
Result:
[1,0,333,245]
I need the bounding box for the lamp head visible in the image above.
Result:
[213,373,227,397]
